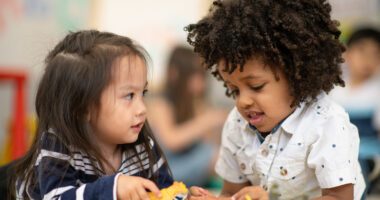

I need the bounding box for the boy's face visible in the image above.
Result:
[90,55,148,147]
[345,39,380,80]
[218,58,295,133]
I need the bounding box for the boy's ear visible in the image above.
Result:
[342,51,348,61]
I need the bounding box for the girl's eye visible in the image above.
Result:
[125,93,134,100]
[250,83,266,91]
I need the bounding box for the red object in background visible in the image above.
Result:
[0,68,27,159]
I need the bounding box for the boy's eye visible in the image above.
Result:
[250,83,266,91]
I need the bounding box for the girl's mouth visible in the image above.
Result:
[131,122,144,132]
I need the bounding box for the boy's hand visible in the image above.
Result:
[190,187,232,200]
[117,174,161,200]
[190,186,214,197]
[233,186,268,200]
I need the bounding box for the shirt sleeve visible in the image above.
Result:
[150,139,174,189]
[215,108,248,183]
[35,156,119,200]
[307,114,360,189]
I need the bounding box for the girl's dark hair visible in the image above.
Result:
[164,46,205,123]
[12,30,169,198]
[186,0,345,106]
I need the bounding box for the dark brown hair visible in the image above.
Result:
[164,46,205,123]
[186,0,345,106]
[12,30,169,199]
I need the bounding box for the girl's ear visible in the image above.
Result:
[86,112,91,122]
[86,107,93,122]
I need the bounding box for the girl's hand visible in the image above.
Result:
[117,175,161,200]
[233,186,269,200]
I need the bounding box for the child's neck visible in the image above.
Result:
[95,140,122,174]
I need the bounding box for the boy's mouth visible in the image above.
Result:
[247,111,265,125]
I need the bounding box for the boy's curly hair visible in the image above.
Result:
[186,0,345,106]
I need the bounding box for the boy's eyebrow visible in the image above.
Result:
[239,74,261,81]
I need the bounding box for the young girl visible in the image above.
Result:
[185,0,365,199]
[12,30,173,199]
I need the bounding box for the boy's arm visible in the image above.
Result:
[313,184,353,200]
[189,180,249,200]
[220,180,250,197]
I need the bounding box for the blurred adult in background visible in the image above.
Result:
[330,27,380,193]
[148,46,227,187]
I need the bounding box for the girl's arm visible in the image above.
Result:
[31,154,163,200]
[148,98,226,152]
[32,157,122,199]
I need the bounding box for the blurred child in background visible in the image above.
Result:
[330,27,380,193]
[148,46,227,187]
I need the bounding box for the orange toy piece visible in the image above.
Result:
[149,182,188,200]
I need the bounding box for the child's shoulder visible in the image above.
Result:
[299,93,357,137]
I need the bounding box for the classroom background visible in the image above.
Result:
[1,0,380,199]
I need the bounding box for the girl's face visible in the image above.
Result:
[90,55,148,145]
[218,57,295,133]
[187,71,206,97]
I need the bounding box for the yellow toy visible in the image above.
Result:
[149,182,189,200]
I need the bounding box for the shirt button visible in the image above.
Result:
[261,149,269,157]
[263,185,268,191]
[280,168,288,176]
[240,163,246,170]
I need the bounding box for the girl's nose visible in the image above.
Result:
[136,99,147,117]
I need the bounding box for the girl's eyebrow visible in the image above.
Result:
[120,82,148,90]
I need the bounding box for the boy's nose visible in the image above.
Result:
[237,92,254,109]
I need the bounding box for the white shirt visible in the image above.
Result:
[215,93,365,200]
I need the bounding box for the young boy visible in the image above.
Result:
[186,0,365,199]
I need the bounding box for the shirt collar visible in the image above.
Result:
[235,101,308,136]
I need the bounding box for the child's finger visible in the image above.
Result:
[190,186,208,196]
[136,186,150,200]
[141,178,161,197]
[199,188,212,196]
[189,195,208,200]
[233,187,249,200]
[234,187,268,200]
